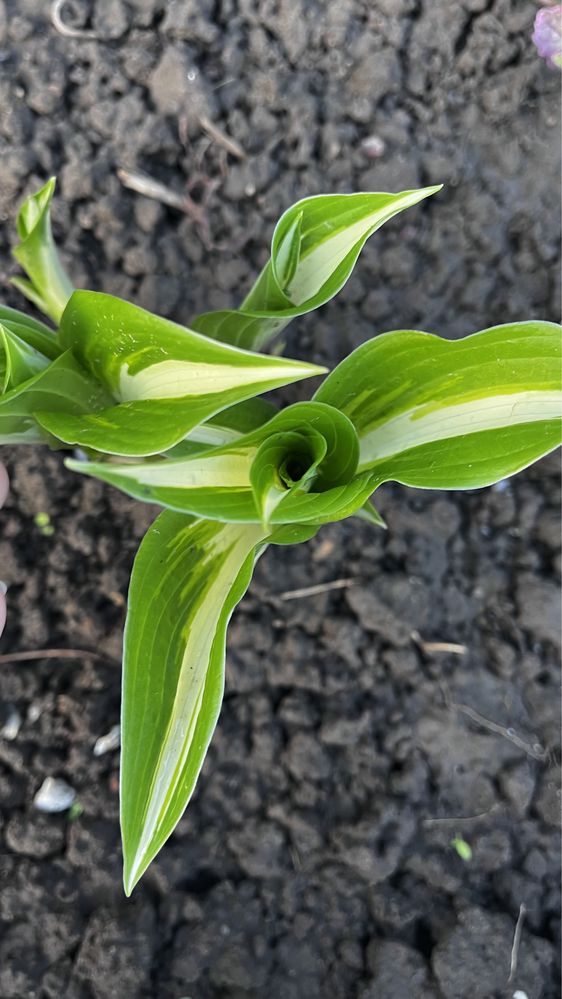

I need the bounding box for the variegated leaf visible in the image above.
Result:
[191,186,441,351]
[66,402,373,526]
[68,444,259,521]
[179,396,278,450]
[37,292,325,456]
[314,321,562,489]
[121,512,266,894]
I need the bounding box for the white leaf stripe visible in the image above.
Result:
[118,358,321,402]
[90,449,255,488]
[122,516,265,893]
[192,188,441,351]
[285,189,439,305]
[359,390,562,468]
[188,423,243,445]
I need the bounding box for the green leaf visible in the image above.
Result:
[191,186,441,351]
[268,471,376,525]
[0,322,50,393]
[37,291,325,456]
[66,402,373,526]
[11,178,74,324]
[162,399,278,460]
[68,443,259,520]
[0,319,61,363]
[250,428,327,524]
[267,522,320,546]
[0,350,112,444]
[314,321,562,490]
[186,396,278,448]
[121,511,266,894]
[0,304,55,335]
[354,499,387,528]
[0,304,59,358]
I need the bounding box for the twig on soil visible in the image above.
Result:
[290,846,302,871]
[508,903,527,983]
[422,804,500,827]
[276,578,358,601]
[198,115,246,160]
[51,0,98,39]
[117,168,198,213]
[212,78,238,91]
[447,698,547,762]
[116,168,214,249]
[0,648,119,666]
[411,631,467,655]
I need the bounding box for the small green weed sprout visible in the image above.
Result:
[451,836,473,862]
[34,511,54,536]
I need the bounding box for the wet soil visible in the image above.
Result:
[0,1,560,997]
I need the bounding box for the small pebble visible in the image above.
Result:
[93,723,121,756]
[34,777,76,813]
[0,705,22,741]
[360,135,386,159]
[27,703,42,723]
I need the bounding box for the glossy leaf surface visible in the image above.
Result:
[0,323,49,393]
[37,292,325,456]
[121,512,265,894]
[0,305,59,360]
[11,178,74,324]
[191,186,441,351]
[67,402,370,526]
[0,350,112,444]
[315,322,562,489]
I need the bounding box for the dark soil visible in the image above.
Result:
[0,2,560,997]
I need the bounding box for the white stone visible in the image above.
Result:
[33,777,76,813]
[93,724,121,756]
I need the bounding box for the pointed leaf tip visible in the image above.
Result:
[39,292,326,456]
[315,320,562,490]
[120,514,266,890]
[12,176,74,324]
[191,186,443,351]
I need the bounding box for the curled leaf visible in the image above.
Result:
[11,178,74,324]
[67,402,370,527]
[191,187,442,351]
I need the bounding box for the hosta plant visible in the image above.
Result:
[1,179,560,894]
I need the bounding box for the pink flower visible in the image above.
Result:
[533,6,562,68]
